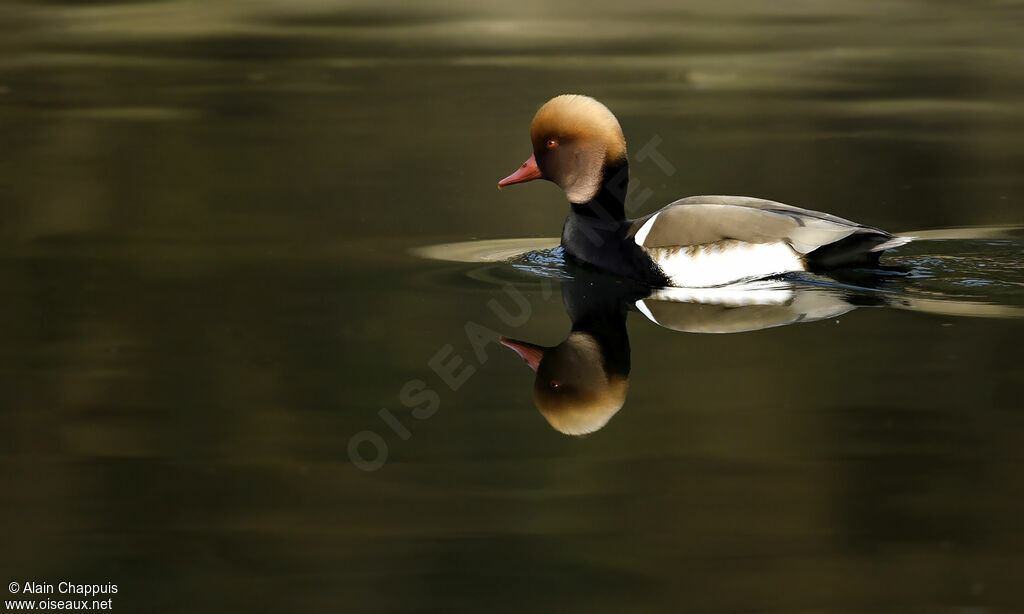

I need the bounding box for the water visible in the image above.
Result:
[2,1,1023,612]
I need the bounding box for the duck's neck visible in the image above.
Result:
[570,159,629,222]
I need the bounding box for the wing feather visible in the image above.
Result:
[628,196,887,255]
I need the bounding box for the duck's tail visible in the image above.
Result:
[806,230,911,270]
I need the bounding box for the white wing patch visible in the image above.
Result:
[644,241,804,287]
[632,212,659,246]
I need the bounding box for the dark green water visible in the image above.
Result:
[2,1,1023,612]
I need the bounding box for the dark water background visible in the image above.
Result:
[2,1,1023,612]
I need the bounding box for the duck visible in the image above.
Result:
[497,94,911,288]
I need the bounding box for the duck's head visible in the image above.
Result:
[498,94,627,204]
[500,332,628,436]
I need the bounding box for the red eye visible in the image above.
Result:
[545,139,557,149]
[549,380,560,390]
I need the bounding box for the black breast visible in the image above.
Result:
[561,213,670,286]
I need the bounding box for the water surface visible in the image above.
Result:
[2,1,1023,612]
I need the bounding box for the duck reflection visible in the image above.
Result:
[500,277,643,435]
[499,273,882,435]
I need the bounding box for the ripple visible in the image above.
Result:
[900,225,1024,240]
[411,238,560,263]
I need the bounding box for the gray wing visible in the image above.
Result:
[667,195,865,226]
[628,195,894,255]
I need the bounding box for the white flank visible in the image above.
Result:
[646,241,804,287]
[632,212,659,246]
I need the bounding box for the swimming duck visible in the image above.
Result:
[498,94,910,287]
